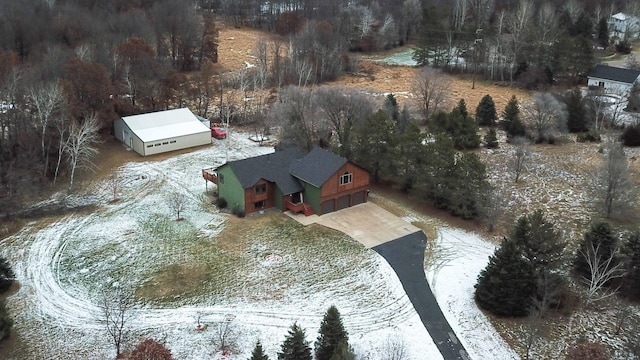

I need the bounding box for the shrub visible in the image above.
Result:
[576,131,601,143]
[566,342,609,360]
[622,124,640,146]
[216,197,228,209]
[130,338,173,360]
[616,41,632,55]
[237,210,246,218]
[0,257,15,294]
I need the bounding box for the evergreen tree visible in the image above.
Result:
[476,94,497,127]
[447,153,490,219]
[622,231,640,301]
[565,88,589,133]
[573,222,619,280]
[456,99,469,118]
[328,340,355,360]
[484,128,498,148]
[502,96,525,138]
[383,93,400,123]
[414,135,457,210]
[0,257,14,293]
[0,298,12,340]
[353,110,397,183]
[250,341,269,360]
[511,210,566,276]
[315,306,350,360]
[278,323,312,360]
[597,18,609,48]
[572,13,593,39]
[475,238,537,317]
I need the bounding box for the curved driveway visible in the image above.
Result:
[288,203,471,359]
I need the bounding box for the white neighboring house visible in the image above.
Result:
[587,64,640,95]
[609,12,640,41]
[114,108,211,156]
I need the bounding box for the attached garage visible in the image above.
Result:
[321,200,335,215]
[352,191,366,206]
[114,108,211,156]
[337,195,350,210]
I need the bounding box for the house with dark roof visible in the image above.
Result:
[204,147,370,216]
[587,65,640,93]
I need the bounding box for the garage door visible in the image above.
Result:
[337,195,350,210]
[352,191,366,205]
[321,200,335,215]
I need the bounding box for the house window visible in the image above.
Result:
[255,183,267,194]
[218,174,224,184]
[146,145,153,148]
[339,172,352,185]
[598,81,605,88]
[255,200,265,209]
[170,140,176,144]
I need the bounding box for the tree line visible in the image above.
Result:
[0,0,220,213]
[412,0,635,88]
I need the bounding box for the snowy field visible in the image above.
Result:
[0,131,516,359]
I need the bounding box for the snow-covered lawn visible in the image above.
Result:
[0,132,514,359]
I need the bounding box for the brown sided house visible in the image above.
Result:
[203,147,370,215]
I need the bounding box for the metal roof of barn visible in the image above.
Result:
[121,108,210,143]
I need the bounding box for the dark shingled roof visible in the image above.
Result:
[290,147,348,187]
[225,147,305,195]
[589,64,640,84]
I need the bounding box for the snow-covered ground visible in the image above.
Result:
[0,131,517,359]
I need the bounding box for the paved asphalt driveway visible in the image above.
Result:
[287,203,471,359]
[374,232,470,360]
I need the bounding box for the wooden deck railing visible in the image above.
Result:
[202,168,217,184]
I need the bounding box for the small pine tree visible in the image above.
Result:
[475,238,537,317]
[502,96,525,138]
[456,99,469,118]
[315,306,349,360]
[278,323,312,360]
[0,298,13,341]
[484,128,498,148]
[476,94,497,127]
[250,341,269,360]
[622,231,640,301]
[573,222,619,280]
[0,257,15,294]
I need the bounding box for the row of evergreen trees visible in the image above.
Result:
[475,210,640,317]
[250,306,353,360]
[352,95,490,219]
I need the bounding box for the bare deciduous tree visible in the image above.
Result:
[27,81,65,172]
[100,288,134,357]
[593,139,637,219]
[108,173,120,203]
[313,86,373,158]
[412,67,451,123]
[484,185,506,232]
[580,242,625,305]
[379,335,408,360]
[522,93,567,143]
[167,191,188,220]
[64,113,101,190]
[511,136,529,183]
[212,318,240,354]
